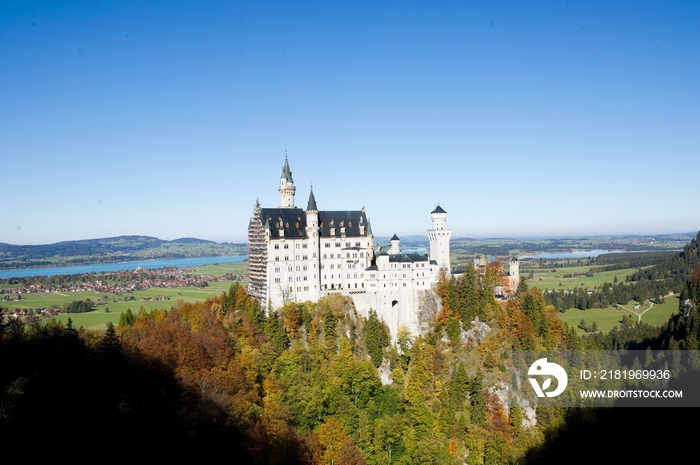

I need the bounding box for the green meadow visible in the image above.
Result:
[47,280,235,331]
[4,262,249,332]
[554,295,679,335]
[189,260,248,277]
[525,266,639,290]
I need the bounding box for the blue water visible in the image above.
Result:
[0,255,247,279]
[519,250,623,260]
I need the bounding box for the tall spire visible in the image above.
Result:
[307,184,318,211]
[281,153,294,183]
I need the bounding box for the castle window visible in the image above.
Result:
[275,267,280,273]
[274,244,279,249]
[345,242,350,247]
[288,277,293,282]
[355,242,360,247]
[297,287,301,292]
[302,243,307,248]
[275,278,281,283]
[296,255,300,260]
[284,244,289,249]
[325,243,330,248]
[288,266,293,272]
[285,256,289,261]
[303,265,308,271]
[303,276,308,281]
[360,252,364,258]
[335,242,340,247]
[304,286,309,291]
[297,277,301,281]
[347,274,350,279]
[361,283,364,288]
[330,264,335,269]
[403,283,406,287]
[285,222,289,228]
[296,243,300,249]
[275,256,279,261]
[323,254,327,259]
[348,222,352,227]
[346,253,350,258]
[296,266,300,271]
[303,255,308,260]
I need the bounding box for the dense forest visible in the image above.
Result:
[2,232,699,463]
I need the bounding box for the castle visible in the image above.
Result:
[473,255,520,299]
[247,157,451,337]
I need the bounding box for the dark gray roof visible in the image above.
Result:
[256,207,371,239]
[318,210,369,237]
[391,234,400,241]
[307,188,318,211]
[260,208,307,238]
[281,156,294,182]
[432,205,446,214]
[388,253,429,263]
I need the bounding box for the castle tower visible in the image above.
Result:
[389,234,400,254]
[428,205,451,274]
[305,187,321,301]
[509,256,520,295]
[279,156,296,208]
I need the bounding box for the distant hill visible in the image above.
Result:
[0,236,246,270]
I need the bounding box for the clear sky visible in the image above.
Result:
[2,1,698,245]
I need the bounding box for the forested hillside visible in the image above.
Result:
[0,235,245,270]
[2,232,700,463]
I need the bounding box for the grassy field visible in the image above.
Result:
[526,266,640,290]
[555,295,679,335]
[47,280,236,331]
[186,261,248,277]
[3,262,249,332]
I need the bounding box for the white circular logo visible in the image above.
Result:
[528,358,568,398]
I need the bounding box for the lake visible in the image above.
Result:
[0,255,247,279]
[518,250,623,260]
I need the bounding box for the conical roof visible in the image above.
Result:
[307,186,318,211]
[281,155,294,182]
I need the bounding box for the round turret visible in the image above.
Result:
[431,205,447,230]
[279,156,296,208]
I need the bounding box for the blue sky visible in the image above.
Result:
[2,1,698,245]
